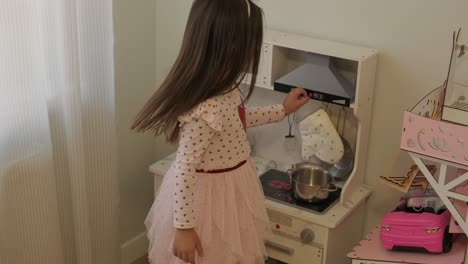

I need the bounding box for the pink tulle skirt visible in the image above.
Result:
[145,159,271,264]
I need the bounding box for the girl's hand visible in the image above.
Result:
[173,228,204,264]
[283,88,310,115]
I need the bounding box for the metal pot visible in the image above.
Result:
[288,162,337,203]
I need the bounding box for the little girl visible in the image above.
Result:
[132,0,310,263]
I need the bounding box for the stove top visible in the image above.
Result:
[260,169,341,214]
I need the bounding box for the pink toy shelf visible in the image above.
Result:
[400,102,468,167]
[400,78,467,167]
[347,226,467,264]
[399,29,468,236]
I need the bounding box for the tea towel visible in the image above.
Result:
[299,108,344,164]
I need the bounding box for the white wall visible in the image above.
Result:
[113,0,157,250]
[113,1,184,262]
[152,1,190,160]
[154,0,468,235]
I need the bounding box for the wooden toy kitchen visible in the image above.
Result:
[148,27,468,264]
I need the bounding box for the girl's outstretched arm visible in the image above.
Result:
[245,88,309,128]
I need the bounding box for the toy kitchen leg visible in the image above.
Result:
[450,170,468,234]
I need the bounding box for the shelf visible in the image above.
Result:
[400,111,468,167]
[442,105,468,126]
[241,30,374,110]
[397,76,468,238]
[400,109,468,236]
[265,30,377,63]
[407,152,468,236]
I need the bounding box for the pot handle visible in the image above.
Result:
[287,169,293,184]
[320,184,338,192]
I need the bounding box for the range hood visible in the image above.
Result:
[274,53,355,107]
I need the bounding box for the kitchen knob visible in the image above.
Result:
[300,228,314,244]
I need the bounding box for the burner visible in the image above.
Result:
[275,192,284,198]
[268,179,288,189]
[260,169,341,214]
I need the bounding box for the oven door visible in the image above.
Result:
[265,234,323,264]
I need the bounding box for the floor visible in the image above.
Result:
[130,255,286,264]
[131,255,149,264]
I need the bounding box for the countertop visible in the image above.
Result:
[149,153,371,229]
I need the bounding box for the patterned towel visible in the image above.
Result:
[299,108,344,164]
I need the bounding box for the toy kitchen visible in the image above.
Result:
[150,30,378,264]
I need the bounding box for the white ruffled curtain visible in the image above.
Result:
[0,1,119,264]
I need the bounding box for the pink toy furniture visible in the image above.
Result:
[400,86,468,236]
[348,28,468,264]
[450,169,468,234]
[399,30,468,236]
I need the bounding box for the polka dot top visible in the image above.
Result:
[173,88,285,229]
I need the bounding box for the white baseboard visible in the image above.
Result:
[121,232,149,264]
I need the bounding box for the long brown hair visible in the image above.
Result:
[131,0,264,142]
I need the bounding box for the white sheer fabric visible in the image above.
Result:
[0,1,119,263]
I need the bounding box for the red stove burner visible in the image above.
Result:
[267,179,292,190]
[260,169,341,214]
[268,179,287,189]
